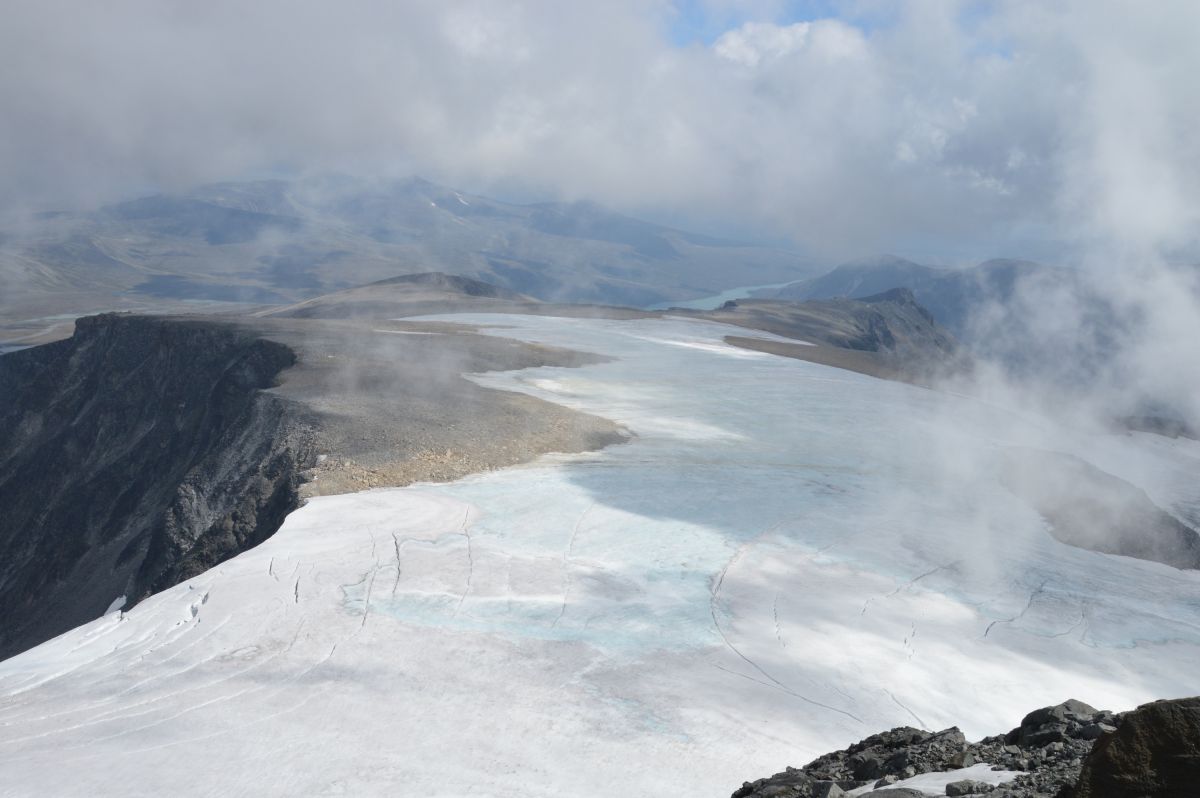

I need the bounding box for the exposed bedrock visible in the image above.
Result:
[733,697,1200,798]
[0,313,317,660]
[705,289,968,385]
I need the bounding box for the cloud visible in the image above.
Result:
[0,0,1197,264]
[713,21,812,66]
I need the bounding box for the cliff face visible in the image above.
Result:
[0,314,316,660]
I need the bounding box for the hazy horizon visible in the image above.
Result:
[3,1,1199,266]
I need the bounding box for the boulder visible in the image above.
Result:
[945,780,993,795]
[850,752,885,780]
[731,767,824,798]
[946,751,975,769]
[811,784,846,798]
[1007,700,1100,748]
[1070,696,1200,797]
[1074,722,1117,741]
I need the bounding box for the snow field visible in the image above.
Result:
[1,315,1197,796]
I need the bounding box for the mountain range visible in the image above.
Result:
[758,254,1131,393]
[0,176,810,327]
[763,254,1090,338]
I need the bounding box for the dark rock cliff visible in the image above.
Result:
[0,313,316,660]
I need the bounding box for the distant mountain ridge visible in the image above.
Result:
[366,271,529,300]
[769,254,1080,337]
[766,254,1127,388]
[265,270,540,320]
[0,176,811,320]
[704,287,965,384]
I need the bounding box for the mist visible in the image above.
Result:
[0,1,1192,262]
[3,0,1198,509]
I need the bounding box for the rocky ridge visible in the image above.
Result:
[703,288,966,384]
[731,698,1192,798]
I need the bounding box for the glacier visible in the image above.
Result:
[1,314,1198,797]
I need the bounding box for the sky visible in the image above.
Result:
[2,0,1199,264]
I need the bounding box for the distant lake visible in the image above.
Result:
[645,281,793,311]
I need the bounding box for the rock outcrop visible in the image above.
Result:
[0,313,317,660]
[1067,696,1200,798]
[703,289,966,384]
[708,289,959,363]
[731,700,1132,798]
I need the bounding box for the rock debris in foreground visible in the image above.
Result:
[733,697,1200,797]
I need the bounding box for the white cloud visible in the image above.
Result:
[0,0,1196,264]
[713,21,811,67]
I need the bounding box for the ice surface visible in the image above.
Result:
[372,328,437,335]
[1,314,1198,797]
